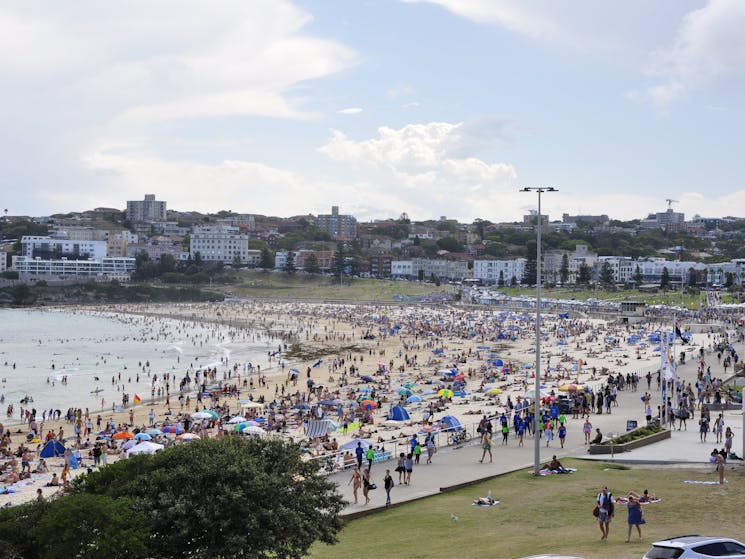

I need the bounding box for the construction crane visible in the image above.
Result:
[665,198,679,210]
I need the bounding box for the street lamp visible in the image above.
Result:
[520,186,558,476]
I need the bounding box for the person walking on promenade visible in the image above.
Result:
[383,469,394,507]
[348,466,361,504]
[479,431,492,463]
[625,494,644,542]
[404,453,413,485]
[426,434,436,464]
[396,452,406,483]
[596,485,614,541]
[362,467,372,505]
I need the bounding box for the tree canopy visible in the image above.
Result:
[0,437,344,559]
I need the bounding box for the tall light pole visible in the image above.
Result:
[521,186,557,476]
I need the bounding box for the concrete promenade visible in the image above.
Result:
[331,347,745,518]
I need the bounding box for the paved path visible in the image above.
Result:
[330,344,745,517]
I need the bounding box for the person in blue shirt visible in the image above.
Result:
[558,424,567,448]
[355,442,364,470]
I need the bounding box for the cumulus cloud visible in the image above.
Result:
[645,0,745,104]
[0,1,357,214]
[318,121,520,220]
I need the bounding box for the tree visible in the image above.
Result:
[72,437,345,559]
[259,247,274,271]
[333,242,345,278]
[660,266,671,290]
[304,253,320,274]
[510,275,518,287]
[158,253,177,274]
[599,261,614,286]
[232,251,242,267]
[633,264,643,286]
[522,240,537,286]
[559,253,569,286]
[283,251,296,275]
[577,262,592,285]
[688,267,698,287]
[436,236,463,252]
[497,270,505,287]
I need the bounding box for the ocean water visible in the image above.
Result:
[0,307,274,419]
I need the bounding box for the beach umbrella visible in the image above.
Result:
[113,431,134,440]
[397,387,413,396]
[201,409,220,420]
[454,374,466,381]
[406,394,423,404]
[486,387,503,395]
[359,399,377,410]
[241,425,266,436]
[161,425,183,434]
[438,388,454,398]
[145,429,162,436]
[134,432,152,441]
[121,440,137,451]
[191,411,213,420]
[358,387,373,393]
[404,382,417,389]
[227,416,248,424]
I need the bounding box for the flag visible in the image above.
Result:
[675,321,688,344]
[133,394,141,404]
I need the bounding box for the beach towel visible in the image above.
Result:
[472,499,500,507]
[683,480,726,485]
[532,467,577,476]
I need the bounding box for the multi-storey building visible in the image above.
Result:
[473,259,526,285]
[315,206,357,240]
[391,258,468,281]
[14,256,135,281]
[21,236,108,261]
[190,226,250,264]
[126,194,167,223]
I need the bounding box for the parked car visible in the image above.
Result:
[643,535,745,558]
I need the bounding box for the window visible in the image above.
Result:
[643,546,683,559]
[692,542,727,556]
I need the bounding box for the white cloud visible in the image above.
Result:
[0,1,359,214]
[336,107,363,115]
[645,0,745,104]
[318,121,519,220]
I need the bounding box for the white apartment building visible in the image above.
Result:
[391,259,468,281]
[636,258,706,285]
[14,256,135,281]
[190,226,250,264]
[706,260,745,286]
[21,236,108,261]
[473,259,525,285]
[596,256,636,284]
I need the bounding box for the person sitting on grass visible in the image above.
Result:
[542,455,569,473]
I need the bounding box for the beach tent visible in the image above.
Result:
[305,419,330,439]
[126,441,164,457]
[388,406,410,421]
[40,440,65,458]
[340,437,371,451]
[439,415,461,431]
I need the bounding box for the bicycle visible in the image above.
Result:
[447,429,471,446]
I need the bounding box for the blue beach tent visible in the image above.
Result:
[40,440,66,458]
[388,405,410,421]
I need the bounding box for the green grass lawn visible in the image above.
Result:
[308,459,745,559]
[499,286,710,310]
[225,271,455,302]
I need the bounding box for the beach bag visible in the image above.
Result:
[368,483,377,490]
[592,505,600,518]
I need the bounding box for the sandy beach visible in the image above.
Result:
[1,299,741,507]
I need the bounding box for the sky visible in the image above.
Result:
[2,0,744,223]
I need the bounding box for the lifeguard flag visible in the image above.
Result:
[133,394,141,404]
